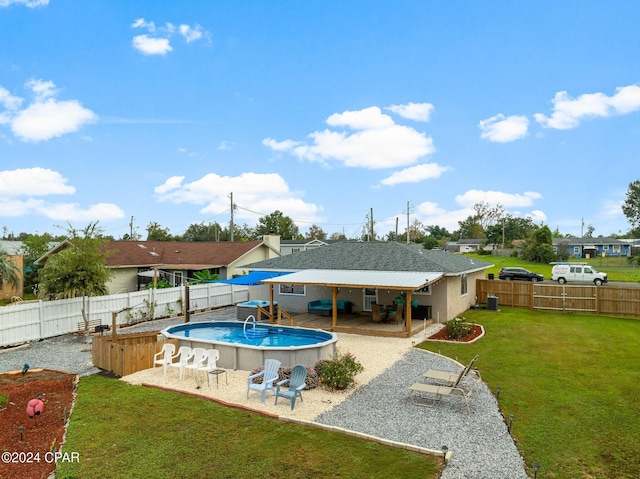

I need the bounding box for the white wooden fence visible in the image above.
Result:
[0,283,249,348]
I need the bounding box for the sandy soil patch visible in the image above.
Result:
[122,331,435,421]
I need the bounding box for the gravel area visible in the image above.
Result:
[0,307,529,478]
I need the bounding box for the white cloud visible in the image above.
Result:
[132,34,173,55]
[0,167,75,197]
[386,102,434,122]
[131,19,209,55]
[380,163,450,186]
[262,138,301,151]
[0,86,23,112]
[154,172,323,225]
[1,80,97,142]
[479,114,529,142]
[264,105,435,169]
[0,0,49,7]
[179,24,204,43]
[415,201,472,231]
[0,167,124,222]
[33,202,124,222]
[535,84,640,129]
[455,189,542,208]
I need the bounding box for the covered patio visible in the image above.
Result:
[260,269,443,338]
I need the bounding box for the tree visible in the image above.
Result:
[329,231,346,240]
[0,247,20,290]
[19,233,54,294]
[305,224,327,240]
[146,222,173,241]
[38,222,113,300]
[622,180,640,236]
[521,225,555,263]
[183,222,222,242]
[254,211,301,239]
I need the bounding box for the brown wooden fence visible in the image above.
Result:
[477,279,640,318]
[92,331,178,377]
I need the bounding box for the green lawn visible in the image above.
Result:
[469,253,640,283]
[417,307,640,479]
[56,376,442,479]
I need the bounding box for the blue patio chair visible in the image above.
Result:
[275,364,307,410]
[247,359,281,403]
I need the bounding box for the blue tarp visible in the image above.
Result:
[216,271,290,286]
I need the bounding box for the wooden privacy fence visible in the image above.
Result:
[92,331,178,377]
[477,279,640,318]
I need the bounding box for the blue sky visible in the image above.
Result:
[1,1,639,240]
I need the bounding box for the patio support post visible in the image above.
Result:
[405,289,412,336]
[331,286,338,329]
[270,284,276,324]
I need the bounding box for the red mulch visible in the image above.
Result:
[0,369,76,479]
[427,324,484,342]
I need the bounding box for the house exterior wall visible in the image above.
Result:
[106,268,138,295]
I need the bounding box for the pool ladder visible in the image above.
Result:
[243,315,269,340]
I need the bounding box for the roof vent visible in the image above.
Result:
[137,244,147,249]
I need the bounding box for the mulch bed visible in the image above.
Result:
[427,325,484,342]
[0,369,77,479]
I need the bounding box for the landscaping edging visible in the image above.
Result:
[423,324,485,344]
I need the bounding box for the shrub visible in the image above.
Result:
[314,351,364,391]
[445,316,472,340]
[0,392,8,409]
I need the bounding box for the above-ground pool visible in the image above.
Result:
[161,320,337,370]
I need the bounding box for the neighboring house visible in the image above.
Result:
[243,241,493,330]
[36,234,281,294]
[553,237,631,259]
[280,238,345,255]
[455,238,500,253]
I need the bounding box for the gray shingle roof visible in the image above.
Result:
[245,241,492,274]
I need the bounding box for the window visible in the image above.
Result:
[460,273,468,296]
[613,245,621,253]
[279,284,305,295]
[573,246,580,255]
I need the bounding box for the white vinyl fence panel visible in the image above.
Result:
[0,284,248,348]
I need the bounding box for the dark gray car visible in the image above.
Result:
[498,267,544,282]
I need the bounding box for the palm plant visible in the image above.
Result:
[0,248,20,289]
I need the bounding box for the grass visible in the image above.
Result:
[469,253,640,283]
[56,375,443,479]
[418,307,640,479]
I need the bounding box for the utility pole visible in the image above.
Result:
[395,217,399,242]
[229,193,235,241]
[407,201,410,244]
[129,216,135,240]
[370,207,374,240]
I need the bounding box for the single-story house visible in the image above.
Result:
[280,238,341,256]
[553,237,631,258]
[242,241,493,337]
[454,239,500,253]
[36,234,281,294]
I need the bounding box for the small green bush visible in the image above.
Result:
[314,351,364,391]
[0,392,8,409]
[445,316,472,340]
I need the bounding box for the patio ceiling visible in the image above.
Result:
[260,269,443,291]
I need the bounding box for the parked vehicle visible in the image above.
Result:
[550,263,608,286]
[498,267,544,282]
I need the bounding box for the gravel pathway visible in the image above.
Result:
[0,307,529,478]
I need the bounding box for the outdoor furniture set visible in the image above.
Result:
[153,343,227,387]
[307,299,353,316]
[247,359,307,410]
[408,355,481,413]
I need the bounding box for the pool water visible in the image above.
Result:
[165,321,333,348]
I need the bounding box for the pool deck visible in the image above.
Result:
[266,311,431,338]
